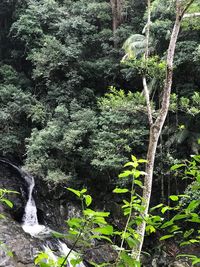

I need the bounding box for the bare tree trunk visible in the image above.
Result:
[131,0,194,260]
[110,0,124,47]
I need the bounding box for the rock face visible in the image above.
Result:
[0,217,42,267]
[84,244,117,265]
[0,162,27,223]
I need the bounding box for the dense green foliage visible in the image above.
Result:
[0,0,199,193]
[0,0,200,265]
[35,155,200,266]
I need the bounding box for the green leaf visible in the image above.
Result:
[188,239,200,244]
[93,225,113,235]
[118,170,132,178]
[146,225,156,234]
[121,251,141,267]
[134,180,143,188]
[184,229,194,238]
[34,252,49,264]
[84,195,92,207]
[192,258,200,265]
[180,241,191,246]
[80,188,87,194]
[169,225,181,233]
[137,159,147,163]
[83,209,110,217]
[113,188,129,193]
[161,206,170,214]
[67,188,81,197]
[123,207,131,216]
[67,218,82,228]
[68,229,79,235]
[93,216,107,224]
[188,217,200,223]
[126,237,139,248]
[160,234,174,241]
[150,203,164,211]
[70,257,82,267]
[124,162,136,167]
[161,220,174,229]
[38,262,50,267]
[169,195,179,201]
[173,214,189,221]
[6,250,13,257]
[1,198,13,208]
[170,164,185,171]
[0,214,5,219]
[186,200,200,212]
[131,155,137,162]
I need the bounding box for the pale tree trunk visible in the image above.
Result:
[132,0,196,260]
[142,0,153,127]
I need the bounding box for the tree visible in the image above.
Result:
[110,0,124,46]
[123,0,200,260]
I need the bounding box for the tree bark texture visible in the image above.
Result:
[110,0,124,47]
[132,0,190,260]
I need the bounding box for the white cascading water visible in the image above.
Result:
[22,174,46,236]
[21,169,86,267]
[59,242,86,267]
[23,175,38,224]
[44,242,86,267]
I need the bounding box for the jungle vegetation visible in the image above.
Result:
[0,0,200,265]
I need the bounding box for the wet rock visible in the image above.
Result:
[84,244,117,265]
[169,260,190,267]
[0,217,42,267]
[0,162,27,223]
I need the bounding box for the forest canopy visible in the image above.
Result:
[0,0,199,190]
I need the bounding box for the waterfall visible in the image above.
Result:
[0,159,86,266]
[23,174,38,225]
[21,173,86,266]
[22,173,46,236]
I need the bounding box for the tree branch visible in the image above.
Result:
[145,0,151,59]
[180,0,195,17]
[143,0,153,126]
[142,76,153,126]
[60,222,86,267]
[183,12,200,18]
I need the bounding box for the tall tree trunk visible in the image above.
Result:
[110,0,124,47]
[132,0,194,260]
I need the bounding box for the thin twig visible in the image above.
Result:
[60,222,86,267]
[115,178,135,264]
